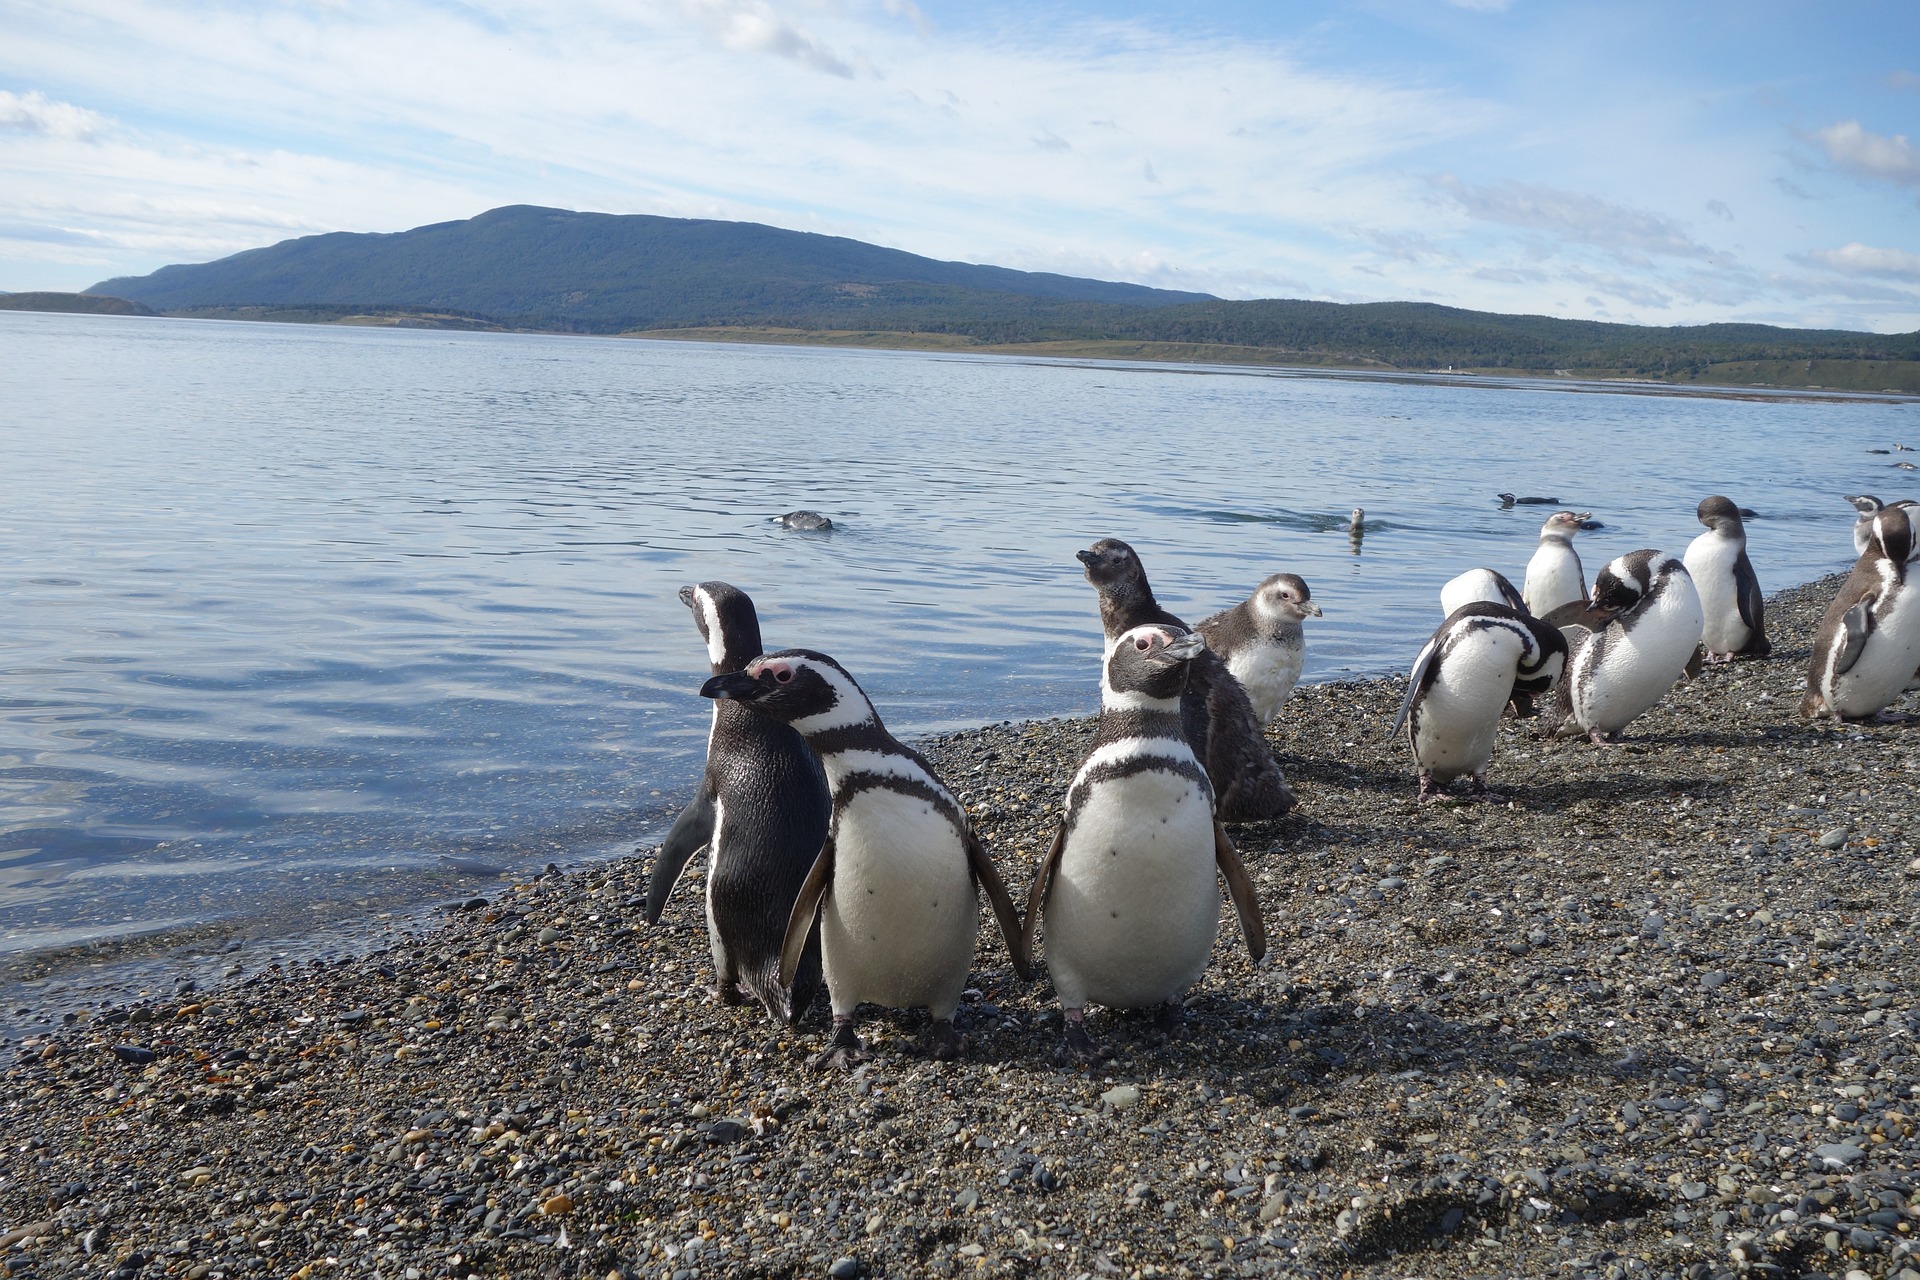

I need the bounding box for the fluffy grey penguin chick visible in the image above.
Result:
[1196,573,1321,725]
[701,649,1031,1070]
[1077,538,1296,822]
[646,582,828,1024]
[1023,624,1267,1064]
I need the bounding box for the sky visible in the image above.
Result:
[2,0,1918,332]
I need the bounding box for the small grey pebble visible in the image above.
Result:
[828,1258,862,1280]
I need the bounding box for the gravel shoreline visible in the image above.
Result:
[5,572,1919,1280]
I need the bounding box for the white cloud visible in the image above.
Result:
[0,90,109,142]
[1806,242,1920,282]
[1815,120,1920,189]
[681,0,856,77]
[1431,174,1717,262]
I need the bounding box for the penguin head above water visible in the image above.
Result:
[679,581,765,674]
[1251,573,1323,627]
[1695,495,1747,536]
[1539,511,1592,541]
[699,648,878,734]
[1102,625,1205,707]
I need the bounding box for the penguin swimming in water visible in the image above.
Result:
[1196,573,1321,725]
[1022,624,1267,1063]
[1440,567,1527,617]
[700,649,1030,1068]
[646,582,829,1023]
[1554,551,1704,744]
[1498,492,1561,508]
[1393,603,1567,802]
[1845,495,1919,559]
[1683,496,1770,662]
[1077,539,1295,821]
[774,510,833,531]
[1523,511,1592,618]
[1803,510,1920,722]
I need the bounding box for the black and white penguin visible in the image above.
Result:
[1845,495,1919,560]
[1076,539,1295,821]
[773,510,833,531]
[1022,624,1266,1062]
[1392,603,1567,801]
[1803,510,1920,722]
[645,582,830,1023]
[1522,511,1592,617]
[1497,492,1561,508]
[700,649,1029,1068]
[1196,573,1321,725]
[1683,496,1770,662]
[1439,567,1527,617]
[1554,551,1703,743]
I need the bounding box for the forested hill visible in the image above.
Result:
[84,205,1920,391]
[88,205,1212,330]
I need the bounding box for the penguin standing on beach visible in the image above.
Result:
[700,649,1030,1069]
[645,582,829,1023]
[1196,573,1321,725]
[1803,510,1920,722]
[1440,567,1528,617]
[1846,495,1919,559]
[1523,511,1593,617]
[1683,496,1770,661]
[1555,551,1704,743]
[1077,539,1295,821]
[1022,624,1267,1062]
[1393,604,1566,802]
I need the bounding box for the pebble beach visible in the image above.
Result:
[4,571,1919,1280]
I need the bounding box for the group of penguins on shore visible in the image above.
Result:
[644,492,1920,1067]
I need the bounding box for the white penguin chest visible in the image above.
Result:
[1044,760,1220,1010]
[1227,640,1304,724]
[1574,583,1704,732]
[1683,533,1749,651]
[1828,583,1920,715]
[1412,631,1521,777]
[1525,544,1585,616]
[820,787,978,1017]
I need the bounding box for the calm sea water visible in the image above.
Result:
[2,311,1912,1003]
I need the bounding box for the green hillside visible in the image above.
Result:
[0,291,153,316]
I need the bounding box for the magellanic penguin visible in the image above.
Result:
[645,582,830,1023]
[1846,495,1919,560]
[1553,551,1704,744]
[1392,603,1567,802]
[700,650,1031,1069]
[1196,573,1321,725]
[1682,496,1770,662]
[1497,492,1561,508]
[1022,624,1267,1062]
[1439,567,1527,617]
[1077,539,1296,821]
[1522,510,1593,617]
[1802,510,1920,722]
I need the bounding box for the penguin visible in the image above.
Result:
[1497,492,1561,508]
[1439,567,1526,617]
[1076,539,1295,821]
[1845,495,1919,560]
[1522,510,1592,618]
[1196,573,1321,725]
[1347,508,1365,534]
[1803,510,1920,722]
[1392,603,1567,802]
[699,649,1030,1069]
[1022,624,1267,1063]
[1682,496,1770,662]
[1554,551,1704,743]
[645,583,830,1023]
[774,510,832,531]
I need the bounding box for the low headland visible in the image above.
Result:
[3,573,1917,1280]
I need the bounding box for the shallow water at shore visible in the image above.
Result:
[2,310,1914,983]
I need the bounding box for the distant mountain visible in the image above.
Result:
[83,205,1920,391]
[89,205,1211,332]
[0,291,153,316]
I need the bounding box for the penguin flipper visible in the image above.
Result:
[1213,820,1268,963]
[1021,821,1067,972]
[1735,553,1771,656]
[1834,600,1875,676]
[644,783,716,924]
[965,830,1033,981]
[1391,636,1440,739]
[778,836,836,989]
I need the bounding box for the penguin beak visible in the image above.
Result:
[1075,548,1098,567]
[700,672,763,701]
[677,585,696,609]
[1302,602,1323,618]
[1158,632,1206,662]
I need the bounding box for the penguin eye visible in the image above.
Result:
[1135,636,1153,651]
[772,666,794,684]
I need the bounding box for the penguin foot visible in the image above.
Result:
[714,980,748,1006]
[1586,728,1623,746]
[1467,776,1507,805]
[921,1019,967,1061]
[813,1019,869,1073]
[1416,771,1446,803]
[1052,1022,1111,1066]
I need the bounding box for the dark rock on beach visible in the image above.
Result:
[5,573,1920,1279]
